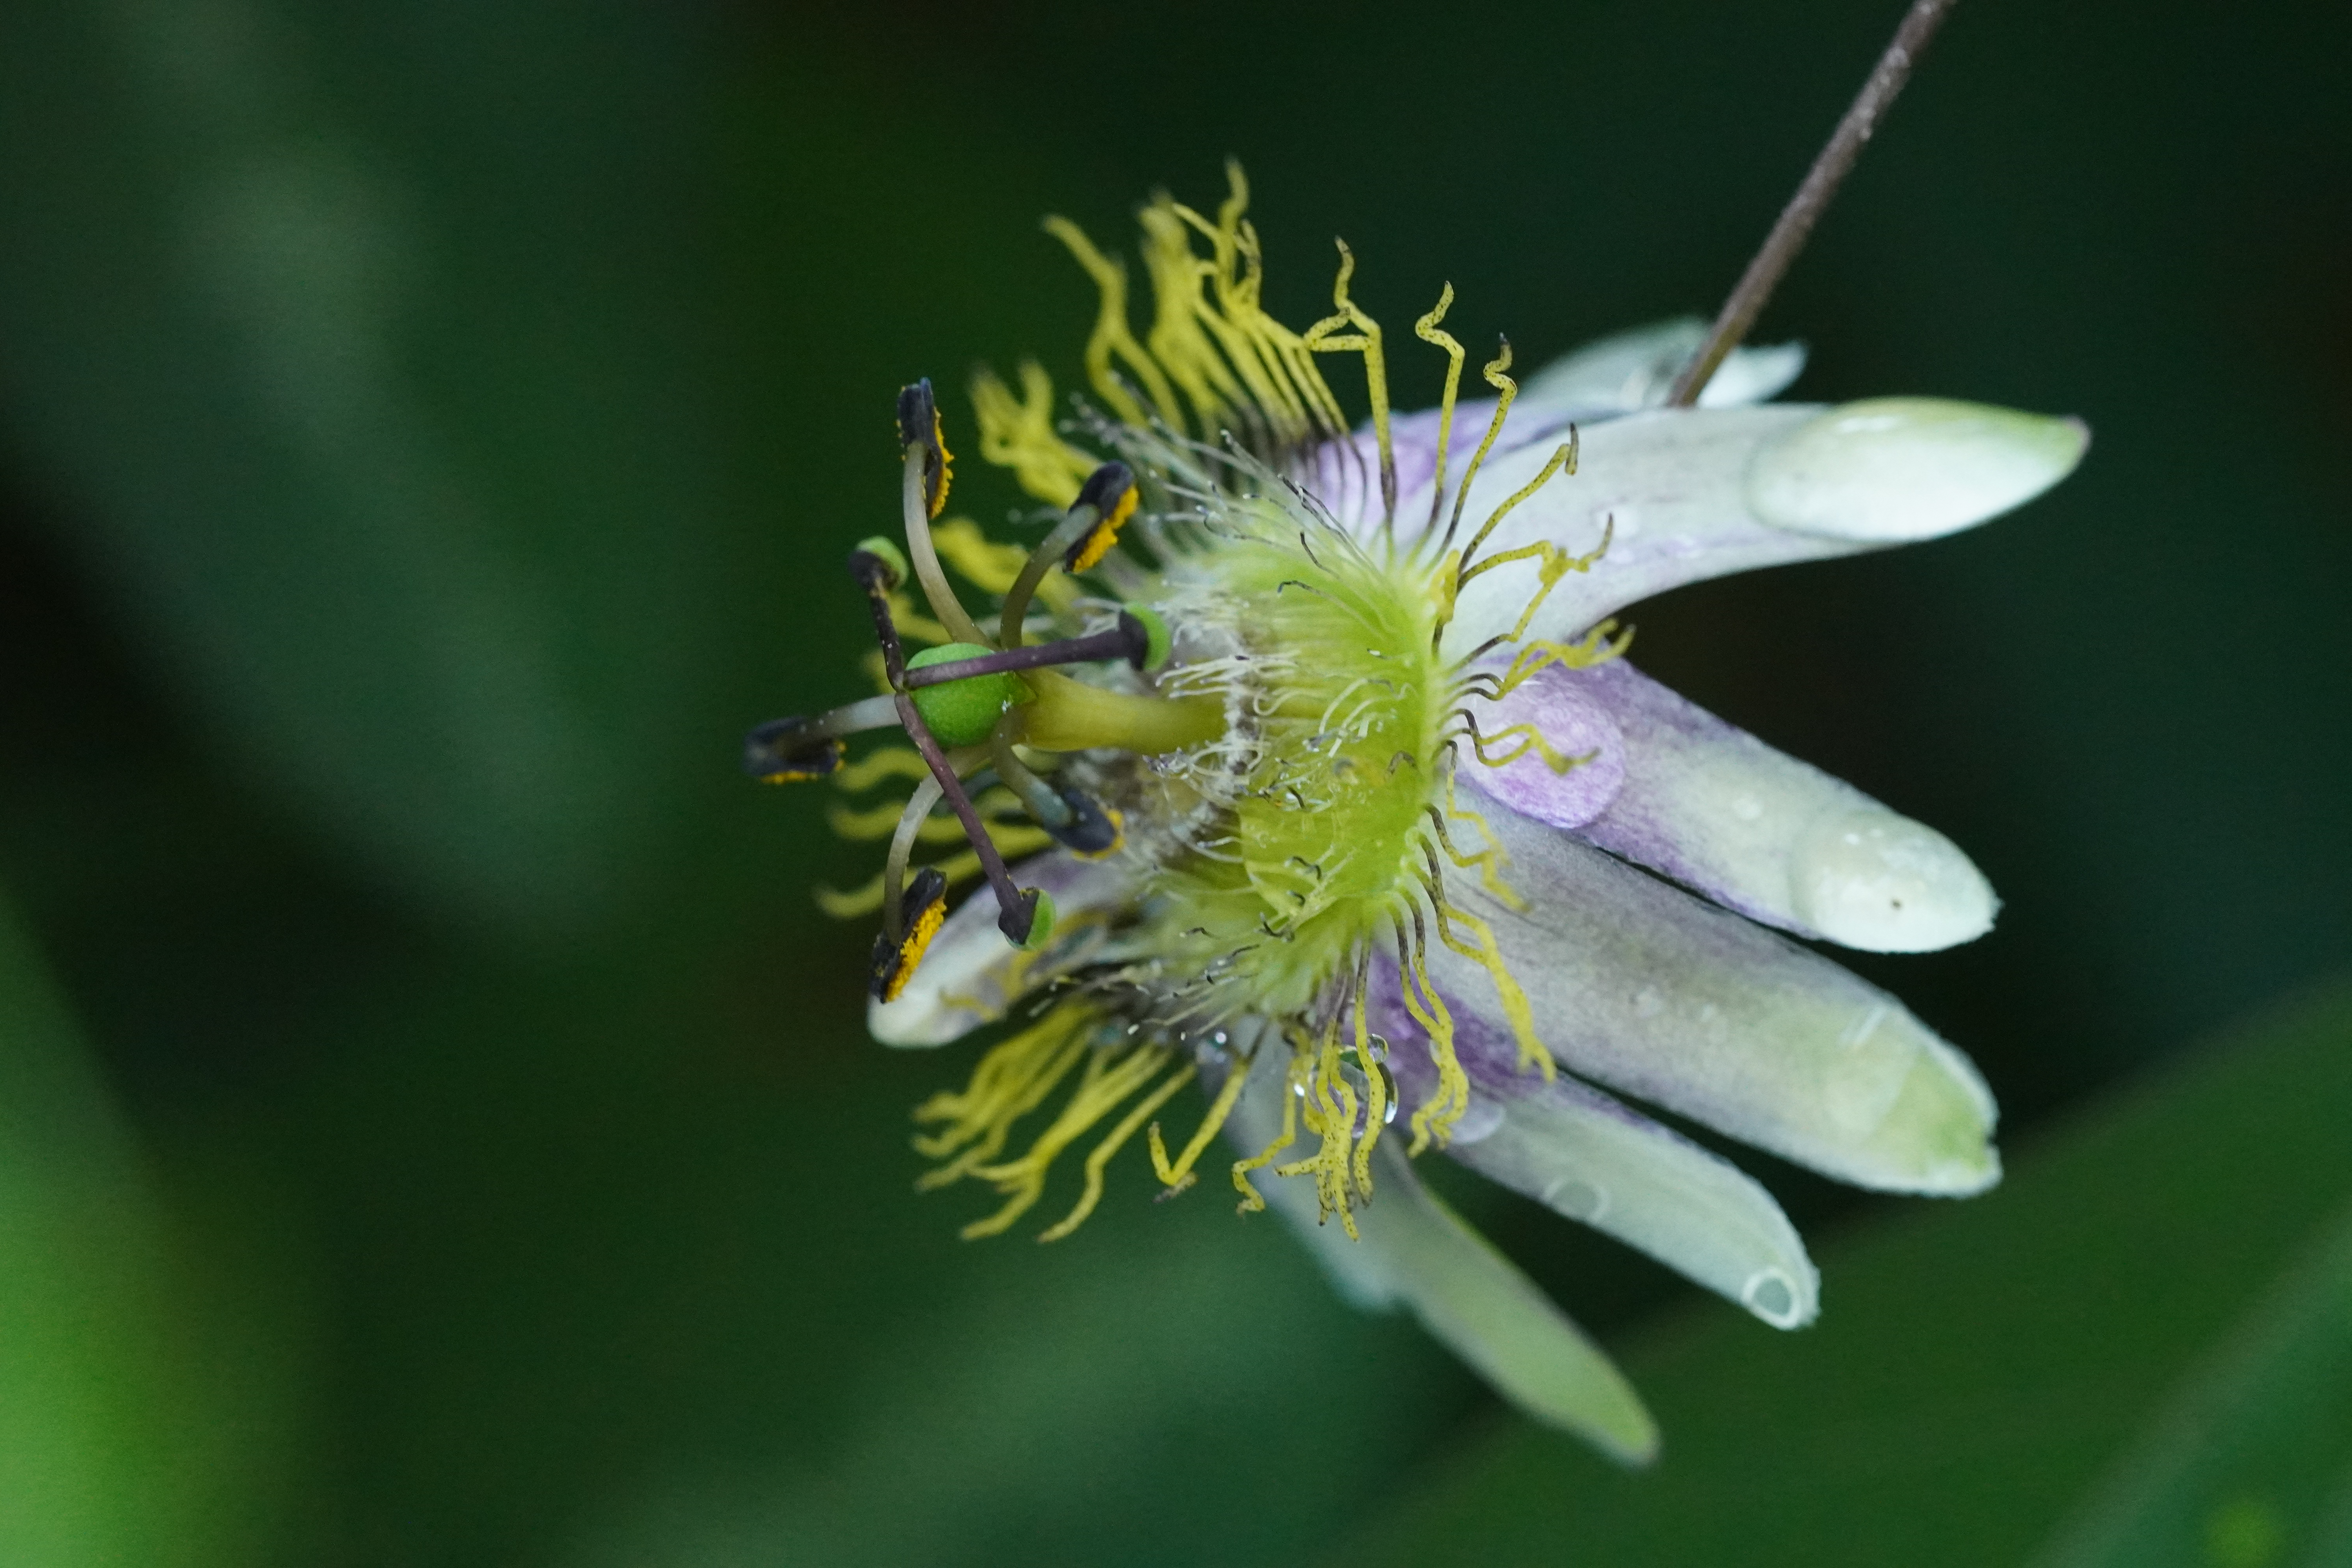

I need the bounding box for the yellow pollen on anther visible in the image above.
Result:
[879,896,949,1004]
[1065,485,1138,574]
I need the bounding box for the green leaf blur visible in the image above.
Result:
[0,0,2347,1563]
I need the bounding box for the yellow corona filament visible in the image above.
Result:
[1136,198,1242,438]
[1147,1047,1254,1195]
[832,746,933,793]
[1040,216,1178,430]
[1350,961,1386,1200]
[961,1043,1176,1239]
[814,874,887,918]
[970,360,1098,507]
[914,1006,1096,1187]
[1412,285,1467,539]
[1434,341,1520,558]
[1151,166,1351,452]
[1465,717,1588,775]
[1492,620,1632,700]
[828,786,1024,842]
[1302,238,1396,525]
[1229,1053,1301,1215]
[883,591,953,649]
[1419,859,1554,1081]
[829,803,966,844]
[1427,779,1526,909]
[1457,435,1579,576]
[1394,910,1471,1154]
[1172,180,1314,442]
[1273,1014,1362,1237]
[1035,1057,1199,1243]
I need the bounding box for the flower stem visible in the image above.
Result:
[1667,0,1960,408]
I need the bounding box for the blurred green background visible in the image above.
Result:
[1,0,2347,1563]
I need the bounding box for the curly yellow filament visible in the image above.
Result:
[970,360,1098,507]
[1036,1057,1199,1243]
[1148,1047,1256,1196]
[962,1044,1175,1239]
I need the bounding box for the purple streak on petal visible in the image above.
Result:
[1463,655,1845,934]
[1463,666,1627,830]
[1472,655,1769,906]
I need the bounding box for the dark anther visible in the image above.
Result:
[742,717,844,783]
[848,535,909,593]
[1114,606,1170,670]
[895,378,952,519]
[997,885,1057,949]
[1063,459,1138,574]
[1043,785,1122,856]
[1073,460,1135,516]
[870,866,949,1002]
[848,548,909,686]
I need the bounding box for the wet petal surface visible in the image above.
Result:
[1468,658,1998,952]
[1414,802,2001,1194]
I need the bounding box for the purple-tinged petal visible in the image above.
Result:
[1386,1041,1819,1327]
[1466,658,1997,952]
[1409,802,2000,1195]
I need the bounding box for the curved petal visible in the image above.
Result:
[1387,1042,1820,1328]
[1310,325,1804,534]
[1221,1048,1659,1461]
[1416,399,2085,660]
[866,851,1132,1048]
[1515,317,1806,419]
[1465,657,1998,953]
[1417,801,2001,1195]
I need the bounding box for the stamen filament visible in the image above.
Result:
[881,775,945,942]
[989,715,1076,831]
[799,693,903,740]
[998,504,1105,649]
[900,447,991,649]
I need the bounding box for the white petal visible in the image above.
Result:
[1417,397,2083,660]
[1746,398,2089,543]
[866,851,1131,1048]
[1427,404,1827,659]
[1467,658,1997,952]
[1356,322,1803,533]
[1428,802,2002,1195]
[1437,1073,1820,1328]
[1517,317,1806,418]
[1223,1049,1659,1461]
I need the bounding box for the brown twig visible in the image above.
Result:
[1666,0,1960,408]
